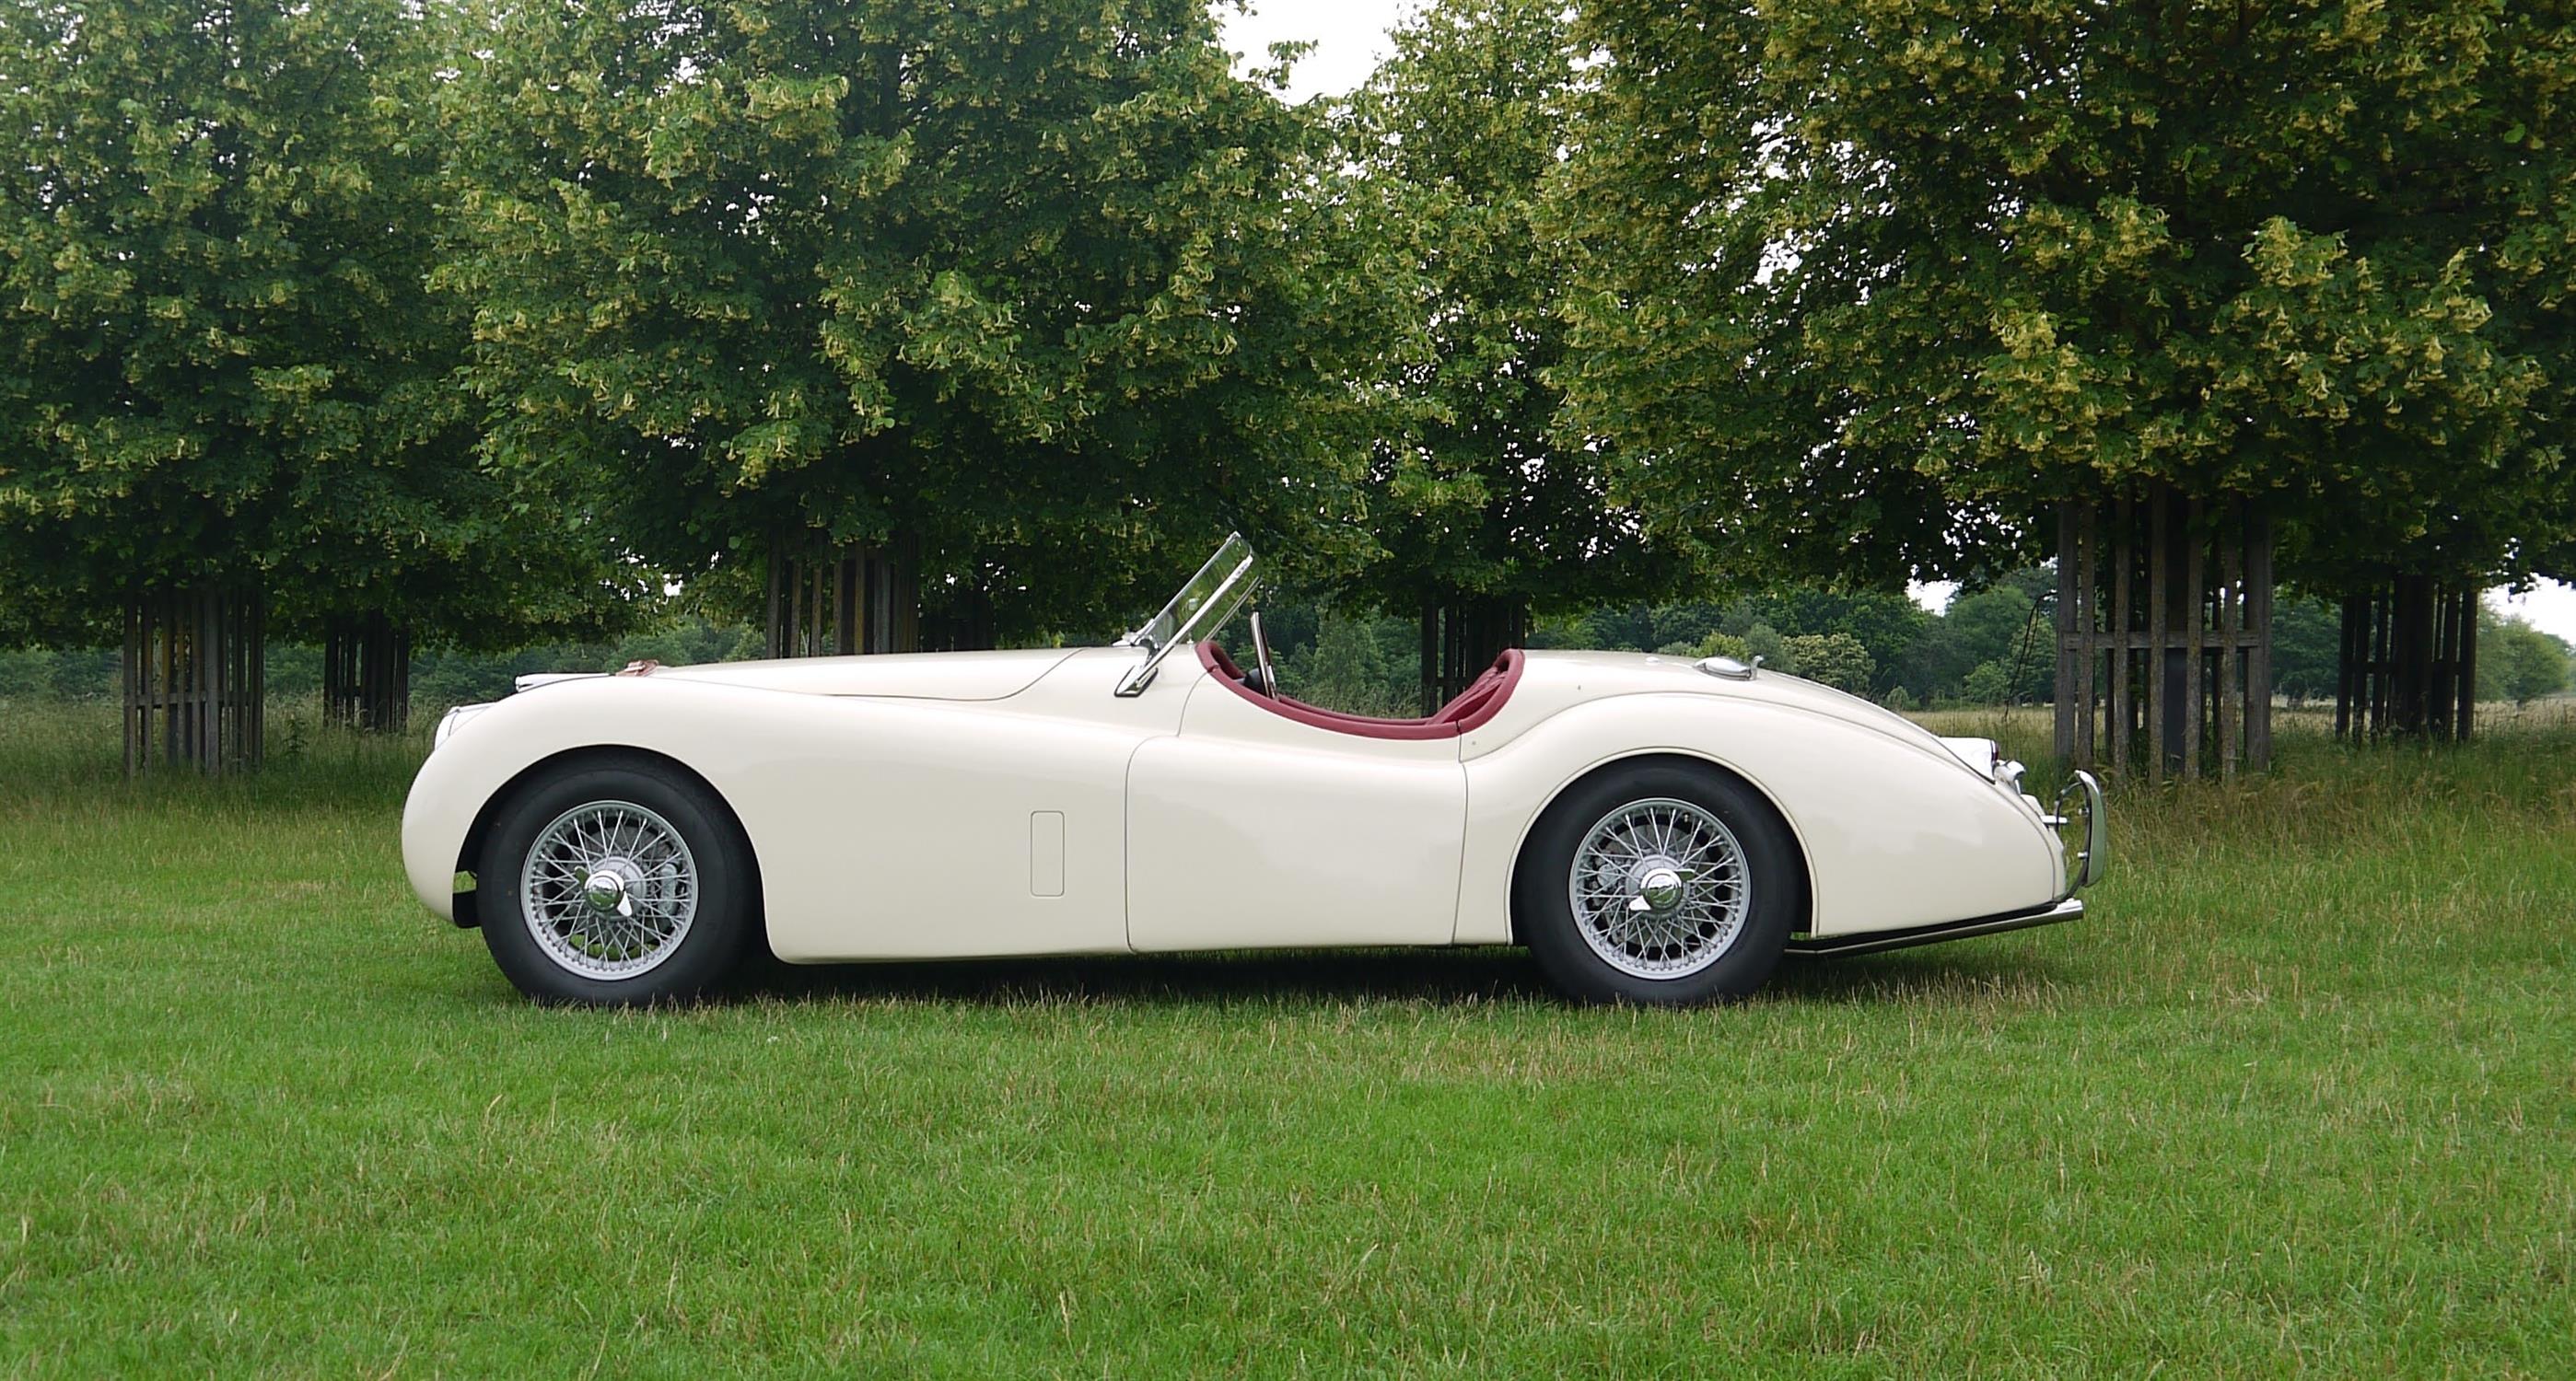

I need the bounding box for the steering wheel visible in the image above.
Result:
[1248,609,1279,698]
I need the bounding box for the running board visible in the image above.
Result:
[1785,898,2083,959]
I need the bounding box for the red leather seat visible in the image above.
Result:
[1196,642,1523,739]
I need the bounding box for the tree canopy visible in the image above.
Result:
[0,0,625,650]
[1556,0,2576,592]
[1331,0,1676,631]
[5,0,2574,746]
[436,0,1399,638]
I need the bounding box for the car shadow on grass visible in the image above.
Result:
[723,944,2061,1009]
[736,946,1550,1007]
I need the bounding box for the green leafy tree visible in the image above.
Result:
[1739,621,1791,673]
[1649,600,1732,651]
[1887,583,2055,703]
[1725,587,1927,695]
[1961,661,2017,707]
[1948,589,2050,697]
[1336,0,1678,701]
[1684,631,1754,665]
[1782,632,1873,694]
[0,0,390,632]
[2267,596,2346,705]
[2480,614,2571,705]
[1557,1,2573,599]
[437,0,1387,644]
[1573,603,1660,652]
[0,0,633,752]
[1297,609,1416,719]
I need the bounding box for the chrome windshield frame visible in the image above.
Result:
[1114,533,1258,697]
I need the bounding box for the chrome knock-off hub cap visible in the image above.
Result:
[1633,865,1688,915]
[582,866,634,916]
[1569,797,1751,980]
[520,800,698,981]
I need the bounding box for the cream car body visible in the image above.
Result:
[403,542,2105,983]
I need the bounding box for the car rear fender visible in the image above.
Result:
[1458,692,2060,944]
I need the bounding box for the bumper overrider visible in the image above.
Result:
[1788,770,2108,958]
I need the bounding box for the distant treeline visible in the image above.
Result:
[13,577,2561,715]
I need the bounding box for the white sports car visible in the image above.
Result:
[403,535,2104,1005]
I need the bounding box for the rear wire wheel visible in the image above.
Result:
[1516,760,1801,1004]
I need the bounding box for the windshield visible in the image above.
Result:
[1122,532,1257,653]
[1115,533,1257,694]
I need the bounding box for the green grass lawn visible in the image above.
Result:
[3,700,2570,1375]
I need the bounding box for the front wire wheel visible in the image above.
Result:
[519,800,700,981]
[1518,760,1801,1004]
[478,757,754,1005]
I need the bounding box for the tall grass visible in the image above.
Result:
[0,694,428,808]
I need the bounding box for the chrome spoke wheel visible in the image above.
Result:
[519,799,699,981]
[1568,796,1751,980]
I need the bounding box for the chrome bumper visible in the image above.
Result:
[1787,897,2083,958]
[1788,772,2105,960]
[2050,769,2108,899]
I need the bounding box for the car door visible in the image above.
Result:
[726,647,1187,963]
[1125,667,1468,952]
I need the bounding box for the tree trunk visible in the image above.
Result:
[2054,489,2272,779]
[921,586,997,652]
[322,612,411,732]
[765,536,921,656]
[1419,595,1530,713]
[2335,596,2364,740]
[123,585,266,774]
[2455,598,2477,741]
[2333,579,2477,744]
[2389,574,2434,737]
[2157,495,2194,775]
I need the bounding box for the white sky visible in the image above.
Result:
[1218,3,2576,645]
[1219,1,1409,101]
[2492,582,2576,644]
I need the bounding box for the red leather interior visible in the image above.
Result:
[1196,641,1523,740]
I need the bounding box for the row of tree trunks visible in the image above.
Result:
[1419,596,1530,714]
[765,540,922,657]
[2333,580,2477,742]
[122,586,266,775]
[322,612,412,732]
[920,587,998,653]
[2053,492,2274,780]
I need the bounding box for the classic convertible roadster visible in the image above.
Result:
[403,535,2104,1005]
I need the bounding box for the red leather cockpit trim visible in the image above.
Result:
[1194,642,1524,740]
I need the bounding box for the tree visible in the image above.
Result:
[436,0,1387,651]
[2480,613,2571,705]
[1853,578,2067,705]
[1336,0,1678,707]
[1942,588,2051,702]
[1572,603,1660,654]
[1961,661,2017,707]
[0,0,632,762]
[1298,608,1413,718]
[1557,1,2573,648]
[1723,587,1927,696]
[1782,632,1873,695]
[2267,596,2345,706]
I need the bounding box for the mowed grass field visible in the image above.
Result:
[2,699,2570,1375]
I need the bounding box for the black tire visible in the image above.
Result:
[1514,758,1802,1005]
[475,754,756,1005]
